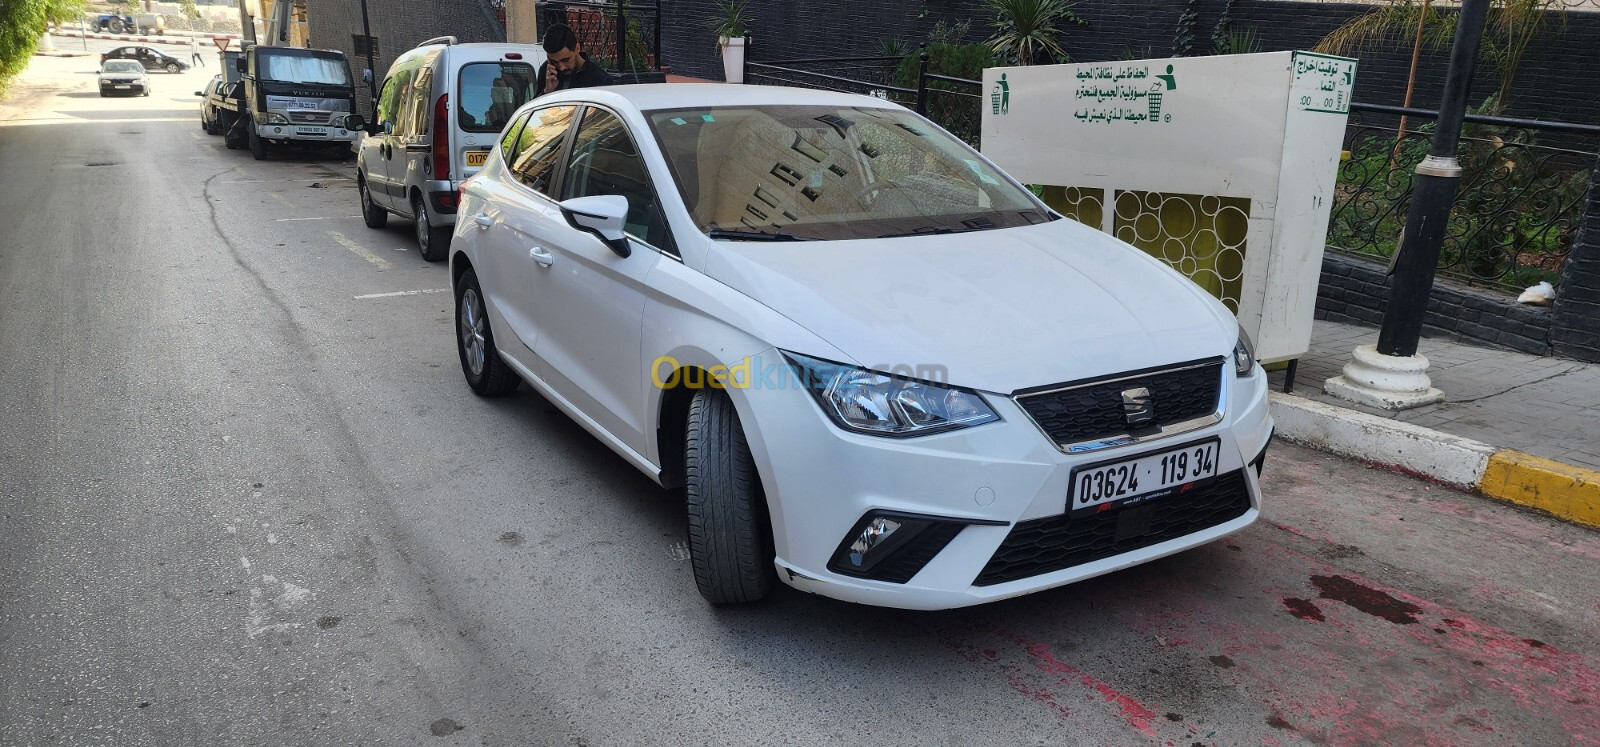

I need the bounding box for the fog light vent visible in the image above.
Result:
[828,511,1005,584]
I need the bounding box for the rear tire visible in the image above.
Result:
[413,194,450,262]
[454,269,521,397]
[359,177,387,229]
[684,389,775,605]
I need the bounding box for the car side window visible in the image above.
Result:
[499,111,531,160]
[560,107,671,250]
[509,105,577,196]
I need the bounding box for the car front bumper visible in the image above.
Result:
[733,353,1274,610]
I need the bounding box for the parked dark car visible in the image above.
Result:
[101,46,189,74]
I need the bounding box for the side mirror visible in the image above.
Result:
[235,58,246,74]
[194,91,204,96]
[344,114,366,131]
[559,195,632,258]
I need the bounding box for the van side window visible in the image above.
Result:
[408,64,436,135]
[389,65,417,135]
[560,108,671,250]
[375,76,398,128]
[509,105,577,196]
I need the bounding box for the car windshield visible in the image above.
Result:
[260,52,351,86]
[646,104,1052,241]
[457,62,538,133]
[103,61,142,73]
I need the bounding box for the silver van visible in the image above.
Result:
[357,37,545,260]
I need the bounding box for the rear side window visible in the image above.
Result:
[458,62,537,134]
[509,105,577,195]
[500,111,530,159]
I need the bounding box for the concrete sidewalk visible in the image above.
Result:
[1268,319,1600,527]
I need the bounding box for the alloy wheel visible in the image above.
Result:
[459,288,486,377]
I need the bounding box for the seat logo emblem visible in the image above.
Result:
[1122,387,1154,427]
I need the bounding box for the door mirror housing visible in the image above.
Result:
[559,195,632,258]
[194,91,204,96]
[344,114,366,132]
[235,58,247,74]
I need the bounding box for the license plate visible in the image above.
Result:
[1069,439,1220,515]
[297,127,328,136]
[115,85,131,89]
[464,151,488,167]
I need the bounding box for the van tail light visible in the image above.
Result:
[432,93,450,181]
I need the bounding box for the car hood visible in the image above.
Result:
[702,219,1238,394]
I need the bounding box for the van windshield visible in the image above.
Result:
[457,62,538,133]
[261,52,351,86]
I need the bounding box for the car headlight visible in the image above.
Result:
[265,112,288,124]
[1234,324,1256,377]
[784,352,999,437]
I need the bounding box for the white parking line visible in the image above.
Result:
[329,231,391,270]
[353,288,451,300]
[274,215,362,222]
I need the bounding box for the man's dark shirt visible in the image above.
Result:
[534,52,615,97]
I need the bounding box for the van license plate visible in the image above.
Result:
[465,151,489,167]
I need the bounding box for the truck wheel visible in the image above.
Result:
[412,195,450,262]
[248,124,267,160]
[684,389,775,605]
[108,18,126,33]
[359,178,387,229]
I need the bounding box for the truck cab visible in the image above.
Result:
[234,45,363,160]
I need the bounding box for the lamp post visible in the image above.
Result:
[1324,0,1492,410]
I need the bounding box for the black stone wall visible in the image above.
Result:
[1552,157,1600,363]
[1316,252,1557,357]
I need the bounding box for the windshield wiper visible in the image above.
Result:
[877,226,969,238]
[706,229,814,242]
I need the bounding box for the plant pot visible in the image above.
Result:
[720,36,746,83]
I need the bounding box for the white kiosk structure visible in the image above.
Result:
[981,51,1357,389]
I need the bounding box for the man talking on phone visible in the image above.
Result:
[534,24,614,97]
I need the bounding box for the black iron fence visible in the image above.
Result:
[533,0,662,74]
[744,52,984,145]
[1330,103,1600,292]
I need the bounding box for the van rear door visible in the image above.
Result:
[454,58,541,179]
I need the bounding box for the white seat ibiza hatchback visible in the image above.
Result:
[451,84,1272,610]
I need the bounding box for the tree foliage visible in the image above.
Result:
[1,0,86,93]
[1314,0,1566,110]
[982,0,1087,65]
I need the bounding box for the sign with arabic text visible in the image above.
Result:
[1291,52,1357,114]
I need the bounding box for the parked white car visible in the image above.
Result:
[450,84,1272,610]
[98,59,149,97]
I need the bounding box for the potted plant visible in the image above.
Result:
[709,0,749,83]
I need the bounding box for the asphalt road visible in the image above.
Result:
[2,53,1598,746]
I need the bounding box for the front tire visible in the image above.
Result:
[412,194,450,262]
[248,124,266,160]
[165,62,179,74]
[454,269,520,397]
[359,177,387,229]
[685,389,775,605]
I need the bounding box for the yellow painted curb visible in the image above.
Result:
[1479,451,1600,529]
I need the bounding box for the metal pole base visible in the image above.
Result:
[1324,344,1444,411]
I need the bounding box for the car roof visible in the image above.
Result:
[533,83,905,114]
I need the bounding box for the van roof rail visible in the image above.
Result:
[416,36,458,48]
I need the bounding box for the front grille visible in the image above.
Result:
[973,470,1251,586]
[1015,358,1224,448]
[289,110,331,125]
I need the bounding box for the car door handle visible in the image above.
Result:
[473,213,494,228]
[529,247,555,267]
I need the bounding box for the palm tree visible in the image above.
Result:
[981,0,1087,66]
[1315,0,1566,114]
